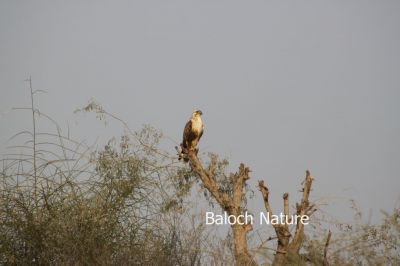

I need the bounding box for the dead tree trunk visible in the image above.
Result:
[187,150,256,266]
[258,170,315,266]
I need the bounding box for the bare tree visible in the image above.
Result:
[258,170,316,266]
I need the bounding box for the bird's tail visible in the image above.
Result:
[175,145,189,162]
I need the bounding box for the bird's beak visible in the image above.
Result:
[197,110,203,115]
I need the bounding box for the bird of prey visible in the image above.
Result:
[178,110,204,162]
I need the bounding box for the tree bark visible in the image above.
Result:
[232,224,254,265]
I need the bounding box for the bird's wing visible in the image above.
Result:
[182,120,192,148]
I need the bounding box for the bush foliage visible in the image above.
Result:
[0,95,398,265]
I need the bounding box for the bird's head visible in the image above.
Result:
[192,110,203,118]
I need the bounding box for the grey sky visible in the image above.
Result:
[1,0,399,223]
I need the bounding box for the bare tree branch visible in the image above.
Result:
[323,230,332,266]
[187,150,256,266]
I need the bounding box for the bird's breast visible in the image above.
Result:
[191,118,203,133]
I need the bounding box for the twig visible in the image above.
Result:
[323,230,332,266]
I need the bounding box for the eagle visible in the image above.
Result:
[178,110,204,162]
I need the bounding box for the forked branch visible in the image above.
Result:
[258,170,315,266]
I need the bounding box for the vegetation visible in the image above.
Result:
[0,81,399,265]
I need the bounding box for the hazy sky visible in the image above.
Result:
[1,0,399,223]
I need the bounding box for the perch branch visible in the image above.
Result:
[187,150,231,209]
